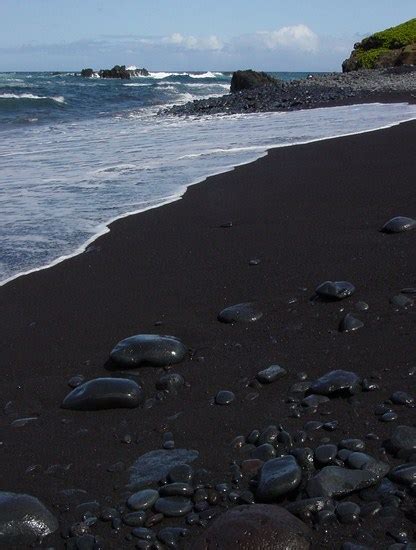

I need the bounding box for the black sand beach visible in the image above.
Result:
[1,119,416,548]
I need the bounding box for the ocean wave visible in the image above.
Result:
[189,71,224,79]
[146,71,224,80]
[0,93,65,104]
[123,83,153,87]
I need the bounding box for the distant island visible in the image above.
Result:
[343,18,416,71]
[80,65,149,79]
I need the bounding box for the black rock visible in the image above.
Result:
[339,313,364,333]
[380,411,398,422]
[309,370,361,397]
[306,466,378,498]
[390,294,414,308]
[218,302,263,323]
[0,492,58,545]
[336,501,360,523]
[156,373,185,392]
[286,497,331,519]
[159,483,194,497]
[158,527,188,547]
[168,464,193,484]
[123,511,146,527]
[391,391,414,405]
[80,68,94,77]
[215,390,235,405]
[315,444,338,465]
[258,425,279,445]
[251,443,276,461]
[154,496,193,517]
[61,377,143,410]
[301,394,330,408]
[256,455,302,501]
[339,439,365,451]
[381,216,416,233]
[230,70,278,92]
[387,425,416,458]
[110,334,187,368]
[256,365,287,384]
[127,489,159,511]
[128,449,199,490]
[389,463,416,487]
[315,281,355,300]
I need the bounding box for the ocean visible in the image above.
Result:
[1,70,416,285]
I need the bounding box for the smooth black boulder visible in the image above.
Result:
[110,334,187,368]
[315,281,355,300]
[309,370,361,397]
[339,313,364,333]
[256,455,302,502]
[0,492,58,545]
[61,377,143,410]
[218,302,263,323]
[387,425,416,458]
[230,70,278,92]
[256,364,287,384]
[154,496,193,517]
[190,504,311,549]
[306,466,378,498]
[381,216,416,233]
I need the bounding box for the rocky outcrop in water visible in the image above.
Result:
[230,70,279,92]
[81,65,149,79]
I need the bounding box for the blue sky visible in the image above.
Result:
[1,0,415,71]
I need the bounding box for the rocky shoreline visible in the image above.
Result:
[164,67,416,116]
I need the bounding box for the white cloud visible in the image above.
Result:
[162,33,223,51]
[255,24,319,52]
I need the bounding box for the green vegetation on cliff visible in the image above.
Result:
[343,18,416,71]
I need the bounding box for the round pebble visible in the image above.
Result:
[215,390,235,405]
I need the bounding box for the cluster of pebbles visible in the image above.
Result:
[2,215,416,549]
[164,67,416,116]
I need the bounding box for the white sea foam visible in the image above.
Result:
[189,71,223,78]
[2,102,416,286]
[0,93,65,103]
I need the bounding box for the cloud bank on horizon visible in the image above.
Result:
[0,24,353,72]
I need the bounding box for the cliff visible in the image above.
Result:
[342,18,416,72]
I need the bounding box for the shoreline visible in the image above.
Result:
[1,117,416,549]
[2,100,416,289]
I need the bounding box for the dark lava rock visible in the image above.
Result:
[215,390,235,405]
[156,373,185,392]
[390,294,414,308]
[256,365,287,384]
[110,334,187,368]
[339,439,365,451]
[123,511,146,527]
[336,501,360,523]
[0,491,58,545]
[380,411,398,422]
[381,216,416,233]
[315,281,355,300]
[391,391,414,405]
[309,370,361,397]
[158,527,188,547]
[128,449,199,490]
[315,444,338,465]
[339,313,364,333]
[61,377,143,410]
[306,466,378,498]
[230,70,278,92]
[256,455,302,502]
[159,483,194,497]
[251,443,276,461]
[154,496,193,517]
[218,302,263,323]
[190,504,312,549]
[387,425,416,458]
[127,489,159,511]
[389,463,416,487]
[286,497,330,520]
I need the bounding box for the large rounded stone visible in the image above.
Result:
[0,492,58,545]
[387,425,416,458]
[110,334,187,368]
[217,302,263,324]
[339,314,364,333]
[190,504,311,549]
[381,216,416,233]
[309,370,360,397]
[256,455,302,502]
[315,281,355,300]
[306,466,378,498]
[61,377,143,410]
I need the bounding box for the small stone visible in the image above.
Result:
[315,444,338,465]
[315,281,355,300]
[249,259,261,266]
[301,395,330,408]
[127,489,159,511]
[339,439,365,451]
[390,294,414,308]
[250,444,276,461]
[256,365,287,384]
[156,373,185,392]
[131,527,156,541]
[381,216,416,233]
[389,463,416,487]
[154,497,193,517]
[159,483,194,497]
[68,375,85,388]
[218,302,263,323]
[380,412,398,422]
[360,501,381,517]
[336,501,360,523]
[388,425,416,458]
[391,391,414,406]
[306,466,378,498]
[215,390,235,405]
[256,455,302,502]
[123,511,146,527]
[61,378,143,411]
[339,313,364,333]
[258,425,279,445]
[220,222,232,228]
[158,527,188,547]
[309,370,361,397]
[110,334,187,368]
[355,301,369,311]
